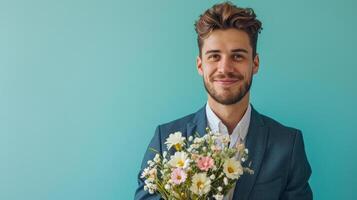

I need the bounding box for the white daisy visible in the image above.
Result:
[223,158,243,179]
[165,131,185,151]
[168,152,190,169]
[190,173,211,195]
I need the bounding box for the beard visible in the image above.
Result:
[203,72,253,105]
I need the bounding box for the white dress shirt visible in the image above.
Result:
[205,102,252,200]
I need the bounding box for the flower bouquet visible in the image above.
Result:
[141,128,253,200]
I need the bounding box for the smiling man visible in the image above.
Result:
[197,28,258,136]
[135,2,312,200]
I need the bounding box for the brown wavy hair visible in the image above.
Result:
[194,1,263,57]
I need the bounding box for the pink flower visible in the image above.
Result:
[170,168,187,185]
[196,156,214,171]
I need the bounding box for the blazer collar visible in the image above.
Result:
[186,103,208,137]
[233,105,268,200]
[186,103,268,200]
[187,103,265,135]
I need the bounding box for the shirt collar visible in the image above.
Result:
[205,102,252,145]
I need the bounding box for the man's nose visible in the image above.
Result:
[217,57,234,73]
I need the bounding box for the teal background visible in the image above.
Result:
[1,0,356,199]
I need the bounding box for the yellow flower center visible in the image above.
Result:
[228,166,234,173]
[177,160,184,167]
[196,181,203,189]
[177,175,181,180]
[174,143,182,151]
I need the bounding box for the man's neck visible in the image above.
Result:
[207,93,250,134]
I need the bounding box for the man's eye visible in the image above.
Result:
[208,54,220,61]
[233,54,243,60]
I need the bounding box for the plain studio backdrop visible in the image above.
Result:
[1,0,356,199]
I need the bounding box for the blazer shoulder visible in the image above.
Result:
[157,112,196,137]
[259,113,302,141]
[258,113,307,160]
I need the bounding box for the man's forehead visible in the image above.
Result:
[202,29,252,53]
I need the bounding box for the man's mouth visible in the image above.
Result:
[214,79,239,86]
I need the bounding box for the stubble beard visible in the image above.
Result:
[203,72,253,105]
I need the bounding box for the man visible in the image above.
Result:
[135,2,312,200]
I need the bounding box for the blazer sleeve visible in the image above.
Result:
[134,126,163,200]
[281,130,313,200]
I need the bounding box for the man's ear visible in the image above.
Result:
[252,54,260,74]
[196,56,204,76]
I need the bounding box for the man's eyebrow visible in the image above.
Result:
[231,49,248,54]
[205,49,248,55]
[205,50,221,55]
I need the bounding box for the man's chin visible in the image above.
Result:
[209,89,250,105]
[210,94,240,105]
[215,99,240,105]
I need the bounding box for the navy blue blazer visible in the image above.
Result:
[135,104,312,200]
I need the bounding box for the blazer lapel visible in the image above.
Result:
[186,104,208,138]
[185,104,269,200]
[233,106,269,200]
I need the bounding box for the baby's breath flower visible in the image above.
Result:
[224,177,228,185]
[222,135,230,144]
[187,147,192,152]
[213,194,224,200]
[154,154,160,163]
[141,167,150,178]
[144,179,151,185]
[164,184,171,190]
[147,160,155,167]
[203,134,209,140]
[194,138,200,144]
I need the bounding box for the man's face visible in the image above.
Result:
[197,29,260,105]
